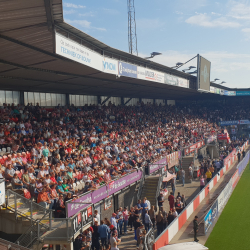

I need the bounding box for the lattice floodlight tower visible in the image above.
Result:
[128,0,138,56]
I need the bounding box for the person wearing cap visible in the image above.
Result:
[193,216,199,242]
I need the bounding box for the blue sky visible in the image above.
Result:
[63,0,250,88]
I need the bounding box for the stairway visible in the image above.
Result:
[141,176,159,208]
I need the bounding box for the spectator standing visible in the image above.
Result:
[205,169,212,183]
[193,216,199,242]
[122,207,129,235]
[144,197,151,210]
[181,194,187,208]
[209,165,215,178]
[181,168,185,186]
[157,193,164,210]
[200,175,205,191]
[98,220,109,249]
[237,151,241,163]
[148,206,156,228]
[136,223,144,247]
[156,211,164,236]
[110,213,118,230]
[171,178,176,196]
[94,210,101,225]
[167,210,175,225]
[141,198,148,224]
[92,220,100,250]
[144,210,152,232]
[189,165,193,180]
[168,192,175,210]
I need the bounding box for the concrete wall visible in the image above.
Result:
[207,145,219,158]
[98,183,139,221]
[0,212,30,234]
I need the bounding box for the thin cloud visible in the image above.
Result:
[79,11,95,17]
[228,0,250,20]
[64,3,86,9]
[64,9,76,15]
[65,19,106,31]
[185,14,241,28]
[148,50,250,88]
[103,8,119,15]
[137,18,164,29]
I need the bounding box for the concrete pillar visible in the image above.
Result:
[121,97,124,105]
[66,93,70,106]
[20,91,24,105]
[97,96,101,105]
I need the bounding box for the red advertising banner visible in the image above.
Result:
[183,140,205,156]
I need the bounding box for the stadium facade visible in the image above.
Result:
[0,1,250,250]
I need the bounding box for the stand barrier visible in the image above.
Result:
[153,141,248,250]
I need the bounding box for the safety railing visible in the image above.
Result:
[137,167,145,200]
[16,211,51,248]
[144,227,155,250]
[6,189,51,225]
[155,171,163,209]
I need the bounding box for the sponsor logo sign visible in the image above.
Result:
[137,66,164,83]
[72,205,93,235]
[204,200,218,233]
[164,74,189,88]
[102,58,118,75]
[118,61,137,78]
[67,170,143,217]
[55,33,102,71]
[220,120,250,126]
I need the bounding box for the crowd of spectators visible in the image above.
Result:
[0,102,220,211]
[73,194,188,250]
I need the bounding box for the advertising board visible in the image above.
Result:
[149,158,167,174]
[55,33,102,71]
[164,74,189,88]
[210,86,215,93]
[204,200,218,233]
[72,206,93,235]
[197,55,211,92]
[236,91,250,96]
[118,61,137,78]
[0,180,5,206]
[102,57,118,75]
[220,120,250,126]
[137,66,164,83]
[67,169,143,217]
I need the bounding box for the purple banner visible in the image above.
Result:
[67,169,143,217]
[107,170,142,195]
[149,158,166,174]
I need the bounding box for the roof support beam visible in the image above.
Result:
[44,0,54,31]
[101,96,111,105]
[124,97,132,105]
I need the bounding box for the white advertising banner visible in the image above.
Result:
[218,178,232,212]
[0,181,5,206]
[102,57,118,75]
[164,74,189,88]
[210,86,215,93]
[55,33,102,71]
[137,66,164,83]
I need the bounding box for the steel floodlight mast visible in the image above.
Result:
[128,0,138,56]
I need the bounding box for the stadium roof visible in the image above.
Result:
[0,0,248,100]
